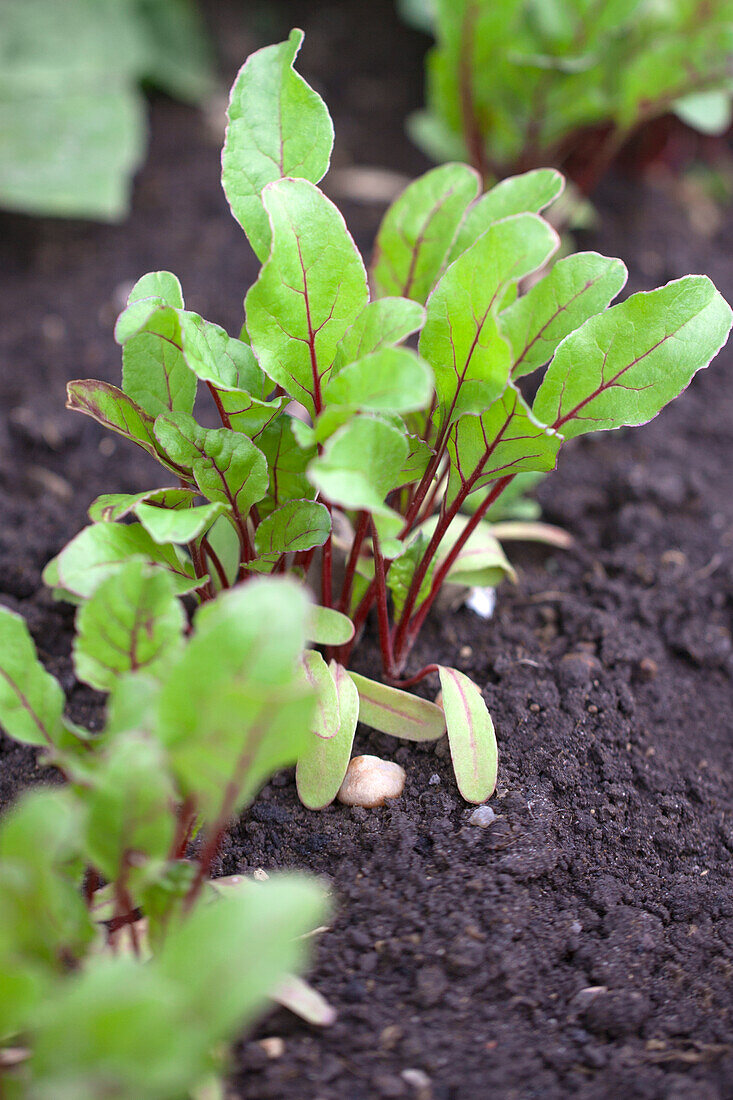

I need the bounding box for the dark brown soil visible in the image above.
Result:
[2,3,733,1098]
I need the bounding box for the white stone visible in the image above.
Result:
[466,586,496,619]
[337,755,406,808]
[468,805,497,828]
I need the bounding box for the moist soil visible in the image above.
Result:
[1,2,733,1098]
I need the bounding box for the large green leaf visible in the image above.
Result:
[156,581,315,820]
[534,276,733,438]
[0,607,64,746]
[499,252,628,379]
[222,29,334,260]
[245,178,368,418]
[73,562,184,692]
[371,162,480,303]
[66,380,183,474]
[438,666,497,803]
[446,385,560,506]
[44,523,200,600]
[421,213,559,428]
[296,662,359,809]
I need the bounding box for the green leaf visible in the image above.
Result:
[420,514,517,588]
[154,414,268,521]
[448,169,564,262]
[89,487,196,523]
[177,311,266,397]
[306,606,354,646]
[308,417,408,524]
[258,416,317,512]
[673,89,733,135]
[81,732,176,881]
[66,379,183,473]
[371,163,480,303]
[155,874,328,1043]
[222,28,334,260]
[447,385,561,507]
[0,607,64,746]
[335,296,425,367]
[253,500,331,563]
[296,662,359,809]
[300,650,340,740]
[438,667,497,803]
[45,523,200,600]
[156,581,315,821]
[533,276,733,439]
[386,533,435,617]
[245,178,368,418]
[421,213,559,429]
[73,562,184,692]
[135,501,230,545]
[324,347,433,415]
[499,251,628,379]
[349,672,446,741]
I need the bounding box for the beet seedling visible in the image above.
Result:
[401,0,733,190]
[0,577,330,1096]
[45,30,732,807]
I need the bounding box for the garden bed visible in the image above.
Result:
[1,1,732,1097]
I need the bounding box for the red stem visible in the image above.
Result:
[371,521,395,677]
[338,510,370,614]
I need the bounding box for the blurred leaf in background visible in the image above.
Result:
[0,0,214,221]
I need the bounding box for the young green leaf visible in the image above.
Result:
[334,296,425,367]
[135,501,230,545]
[118,278,196,418]
[446,386,561,507]
[177,312,265,397]
[305,606,355,647]
[222,29,334,260]
[386,534,436,618]
[533,276,733,438]
[349,672,446,741]
[0,607,64,747]
[307,416,408,523]
[66,380,183,473]
[81,733,176,881]
[154,415,268,521]
[448,168,564,263]
[371,162,480,303]
[296,662,359,809]
[253,500,331,563]
[72,562,185,692]
[44,523,200,600]
[300,650,340,740]
[421,213,559,428]
[89,488,196,523]
[500,252,628,379]
[420,514,517,588]
[323,347,434,414]
[245,178,368,418]
[438,666,497,803]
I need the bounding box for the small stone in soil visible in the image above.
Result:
[337,755,406,808]
[258,1037,285,1059]
[428,773,441,785]
[468,805,497,828]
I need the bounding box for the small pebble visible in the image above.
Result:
[466,586,496,619]
[402,1067,432,1096]
[428,774,441,786]
[337,755,406,808]
[468,805,497,828]
[258,1037,285,1059]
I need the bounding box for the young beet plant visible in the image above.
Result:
[0,578,332,1096]
[38,30,732,807]
[402,0,733,189]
